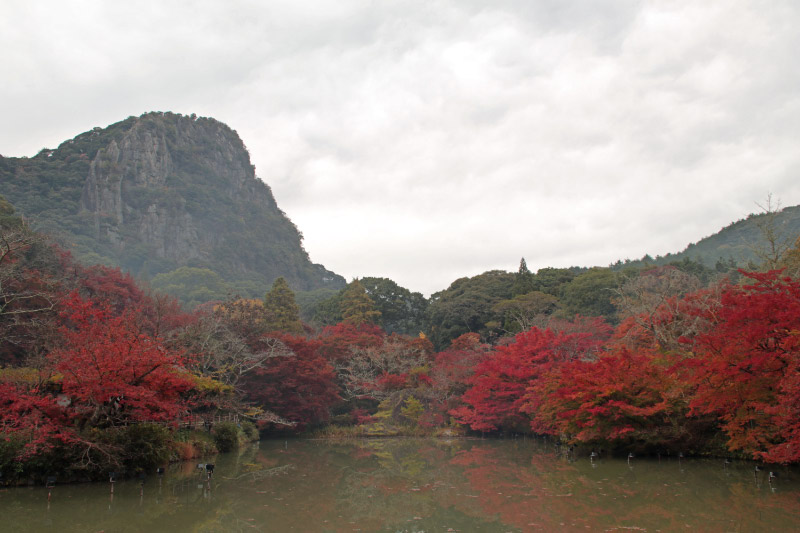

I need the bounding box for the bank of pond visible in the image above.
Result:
[0,421,259,487]
[1,438,799,532]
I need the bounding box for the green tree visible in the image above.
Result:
[560,267,618,321]
[426,270,515,349]
[360,276,428,335]
[263,277,304,334]
[511,258,535,297]
[531,267,576,297]
[400,396,424,424]
[340,279,381,326]
[493,291,559,333]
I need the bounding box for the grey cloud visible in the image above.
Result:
[1,1,799,295]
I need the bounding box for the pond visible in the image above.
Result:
[1,438,799,531]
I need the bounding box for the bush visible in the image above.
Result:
[212,422,240,452]
[113,424,172,474]
[0,436,24,482]
[172,429,217,460]
[240,420,259,441]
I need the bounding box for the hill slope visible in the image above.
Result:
[614,205,800,270]
[0,112,344,304]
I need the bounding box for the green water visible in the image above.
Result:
[1,438,799,532]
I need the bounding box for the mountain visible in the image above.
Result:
[0,112,345,305]
[613,205,800,271]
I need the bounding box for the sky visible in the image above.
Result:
[2,1,800,295]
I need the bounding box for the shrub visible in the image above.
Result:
[0,436,24,481]
[212,422,240,452]
[113,424,172,474]
[240,420,259,441]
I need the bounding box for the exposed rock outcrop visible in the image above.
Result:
[0,112,344,298]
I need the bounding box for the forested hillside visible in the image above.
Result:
[0,112,345,306]
[615,204,800,270]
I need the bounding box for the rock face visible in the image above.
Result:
[0,112,344,297]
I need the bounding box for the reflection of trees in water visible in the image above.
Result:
[450,443,800,532]
[3,440,800,532]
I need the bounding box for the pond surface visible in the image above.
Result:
[1,438,800,532]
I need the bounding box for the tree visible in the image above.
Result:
[317,322,386,362]
[493,291,559,334]
[241,334,339,430]
[0,211,63,365]
[48,293,194,428]
[426,270,515,349]
[511,258,535,297]
[175,309,292,393]
[335,333,431,402]
[150,267,232,308]
[751,194,793,271]
[360,276,428,335]
[560,267,618,321]
[525,347,692,448]
[531,267,575,297]
[613,266,702,350]
[429,333,492,423]
[681,270,800,462]
[0,382,73,456]
[263,277,304,334]
[340,279,381,326]
[452,324,606,433]
[779,236,800,279]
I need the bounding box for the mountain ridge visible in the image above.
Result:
[0,112,345,305]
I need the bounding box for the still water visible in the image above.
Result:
[1,438,799,532]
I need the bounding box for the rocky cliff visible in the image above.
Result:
[0,112,345,304]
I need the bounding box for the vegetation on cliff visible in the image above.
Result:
[0,112,344,308]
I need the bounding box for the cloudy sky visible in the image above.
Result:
[2,1,799,295]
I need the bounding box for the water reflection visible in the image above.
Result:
[1,438,799,531]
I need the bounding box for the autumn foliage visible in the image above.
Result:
[50,293,194,427]
[451,269,800,463]
[4,199,800,476]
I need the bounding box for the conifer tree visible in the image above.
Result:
[340,279,381,326]
[263,277,304,334]
[511,257,535,297]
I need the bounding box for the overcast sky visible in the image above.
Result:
[2,1,799,295]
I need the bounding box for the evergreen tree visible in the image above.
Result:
[340,279,381,326]
[511,257,535,297]
[263,277,304,334]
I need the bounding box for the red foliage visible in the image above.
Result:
[431,333,491,392]
[375,372,408,391]
[352,407,377,425]
[77,264,192,335]
[526,347,685,444]
[452,325,602,432]
[77,265,147,313]
[317,322,385,361]
[0,382,73,456]
[681,271,800,462]
[242,334,339,430]
[49,293,194,426]
[546,315,613,353]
